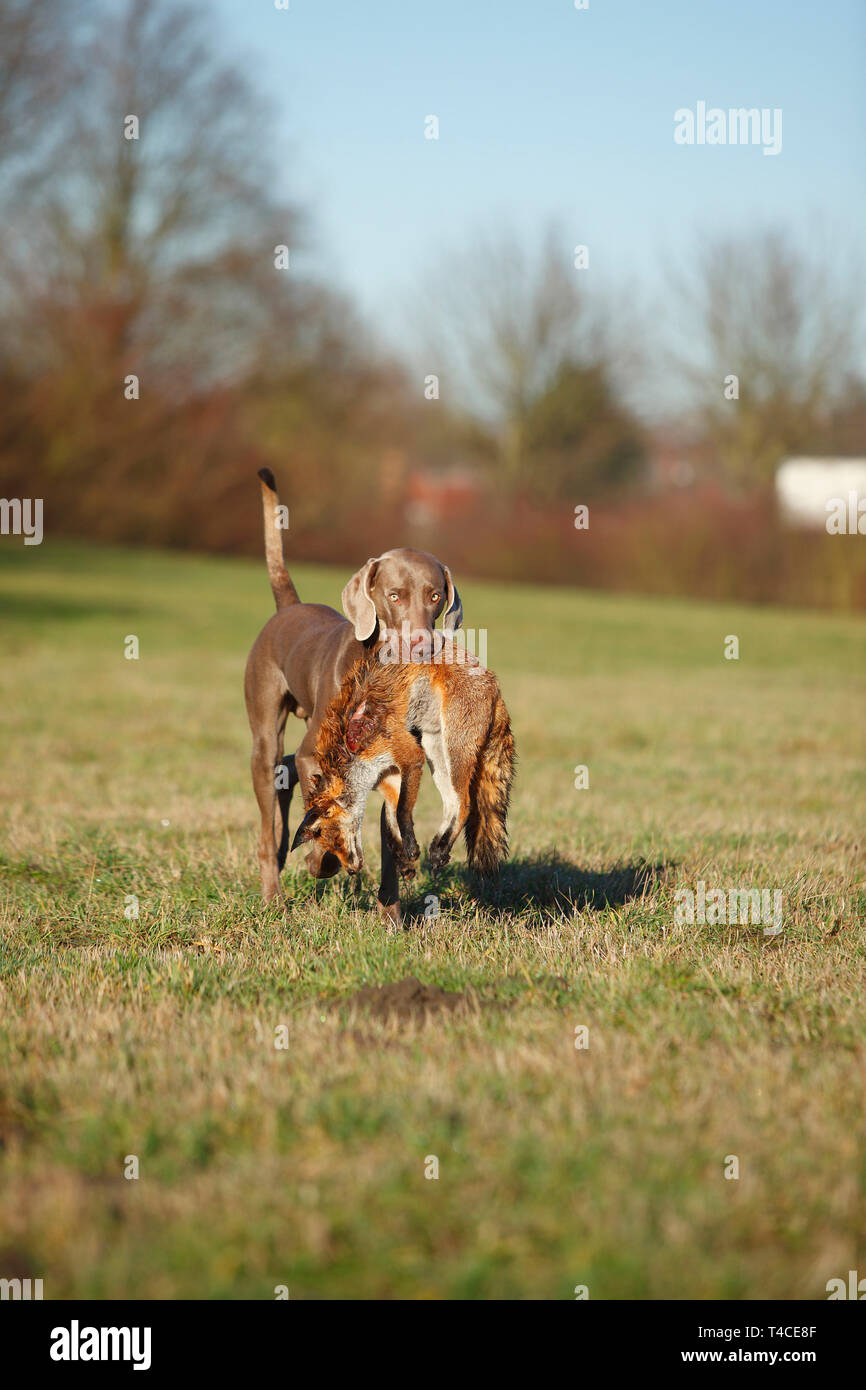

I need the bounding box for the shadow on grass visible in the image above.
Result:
[0,592,150,626]
[403,853,672,924]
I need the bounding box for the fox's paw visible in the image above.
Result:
[428,836,452,873]
[396,833,419,879]
[401,828,420,863]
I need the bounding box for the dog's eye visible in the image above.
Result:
[430,592,440,603]
[388,592,400,603]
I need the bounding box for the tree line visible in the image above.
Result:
[0,0,863,587]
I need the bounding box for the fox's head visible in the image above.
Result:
[290,699,393,874]
[290,779,363,874]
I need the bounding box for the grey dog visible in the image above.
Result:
[243,468,462,922]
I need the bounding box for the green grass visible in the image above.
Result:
[1,539,865,1300]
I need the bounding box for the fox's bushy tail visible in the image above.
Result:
[464,693,515,875]
[258,468,300,610]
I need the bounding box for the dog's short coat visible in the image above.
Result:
[243,468,462,921]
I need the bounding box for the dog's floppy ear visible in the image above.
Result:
[441,564,463,632]
[291,808,321,851]
[345,699,377,753]
[341,557,384,641]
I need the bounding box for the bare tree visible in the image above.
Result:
[0,0,77,182]
[0,0,304,385]
[416,225,642,489]
[0,0,414,546]
[667,228,865,484]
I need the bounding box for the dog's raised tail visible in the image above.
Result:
[258,468,300,610]
[464,691,515,875]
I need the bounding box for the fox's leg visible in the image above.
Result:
[422,728,473,872]
[396,755,424,867]
[378,771,402,844]
[390,742,425,874]
[378,768,419,877]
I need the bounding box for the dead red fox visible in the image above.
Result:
[291,647,515,879]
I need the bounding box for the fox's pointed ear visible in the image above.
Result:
[291,809,320,851]
[346,700,377,753]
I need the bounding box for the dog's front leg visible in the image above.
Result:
[377,803,402,926]
[276,754,298,871]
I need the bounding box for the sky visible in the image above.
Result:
[210,0,866,388]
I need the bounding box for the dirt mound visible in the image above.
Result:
[343,975,467,1023]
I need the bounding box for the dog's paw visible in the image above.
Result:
[377,897,403,928]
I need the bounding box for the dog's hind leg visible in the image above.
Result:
[245,663,290,903]
[250,728,283,902]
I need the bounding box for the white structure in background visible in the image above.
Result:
[776,457,866,529]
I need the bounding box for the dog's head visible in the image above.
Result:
[341,548,462,644]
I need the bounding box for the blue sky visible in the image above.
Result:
[212,0,865,368]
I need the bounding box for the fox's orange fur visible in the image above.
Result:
[293,647,515,877]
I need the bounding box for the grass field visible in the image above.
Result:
[1,540,864,1300]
